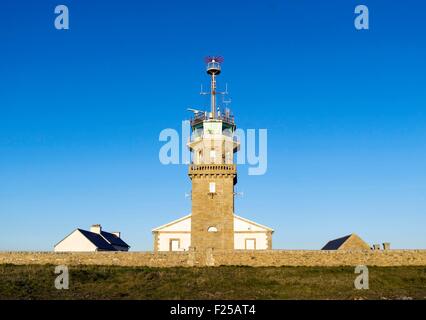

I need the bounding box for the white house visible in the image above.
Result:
[152,214,273,251]
[54,224,130,252]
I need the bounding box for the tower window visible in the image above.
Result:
[207,226,218,233]
[209,182,216,193]
[225,152,231,164]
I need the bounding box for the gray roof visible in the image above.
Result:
[321,234,352,250]
[77,229,130,250]
[101,231,130,248]
[77,229,115,250]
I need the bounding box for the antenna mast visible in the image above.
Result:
[205,56,224,119]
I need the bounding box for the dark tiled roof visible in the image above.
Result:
[101,231,130,248]
[321,234,352,250]
[77,229,116,251]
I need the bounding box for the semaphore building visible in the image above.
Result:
[152,57,273,252]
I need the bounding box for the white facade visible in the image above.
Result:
[233,215,272,250]
[152,215,191,251]
[54,225,130,252]
[54,230,98,252]
[152,214,273,251]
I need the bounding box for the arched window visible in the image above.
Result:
[207,226,218,233]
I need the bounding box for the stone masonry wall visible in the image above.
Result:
[190,165,236,252]
[0,250,425,267]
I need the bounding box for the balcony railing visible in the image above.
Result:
[190,113,235,127]
[188,164,236,174]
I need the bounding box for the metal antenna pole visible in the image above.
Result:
[205,56,223,119]
[211,73,216,118]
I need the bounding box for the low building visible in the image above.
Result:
[152,214,273,251]
[54,224,130,252]
[321,233,370,251]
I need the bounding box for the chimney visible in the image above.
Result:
[90,224,102,234]
[382,242,391,250]
[112,232,121,238]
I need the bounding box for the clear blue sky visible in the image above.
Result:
[1,0,425,251]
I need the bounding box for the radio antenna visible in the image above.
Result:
[205,56,224,118]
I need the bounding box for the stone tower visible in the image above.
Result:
[187,57,239,252]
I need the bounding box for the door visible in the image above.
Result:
[170,239,180,251]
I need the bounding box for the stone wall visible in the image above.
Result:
[211,250,426,267]
[190,165,236,252]
[1,250,425,267]
[0,252,190,267]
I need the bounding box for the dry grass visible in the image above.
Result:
[0,264,425,300]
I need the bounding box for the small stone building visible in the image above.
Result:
[321,233,370,251]
[54,224,130,252]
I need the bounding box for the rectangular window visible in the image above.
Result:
[225,152,231,164]
[209,182,216,193]
[245,239,256,250]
